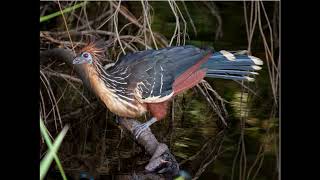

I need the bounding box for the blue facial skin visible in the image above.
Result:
[73,52,93,65]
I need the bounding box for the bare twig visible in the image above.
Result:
[181,1,197,36]
[141,0,158,49]
[192,131,225,180]
[203,1,223,41]
[42,70,83,84]
[168,0,180,46]
[57,0,76,56]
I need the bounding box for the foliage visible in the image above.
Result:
[40,118,69,180]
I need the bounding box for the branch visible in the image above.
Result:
[118,118,179,175]
[42,71,83,84]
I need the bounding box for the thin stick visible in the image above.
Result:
[141,0,158,49]
[57,0,76,56]
[43,71,82,84]
[181,1,197,36]
[173,1,187,45]
[168,0,180,46]
[113,1,126,55]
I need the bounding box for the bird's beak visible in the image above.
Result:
[73,57,86,64]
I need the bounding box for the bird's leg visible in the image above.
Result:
[133,117,158,139]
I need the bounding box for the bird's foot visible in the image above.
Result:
[133,123,150,139]
[133,117,157,139]
[145,143,180,176]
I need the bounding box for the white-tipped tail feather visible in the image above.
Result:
[246,76,255,82]
[248,55,263,65]
[251,65,262,70]
[220,50,236,61]
[204,50,263,81]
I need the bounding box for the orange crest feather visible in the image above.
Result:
[80,40,106,61]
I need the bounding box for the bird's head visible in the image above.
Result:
[73,51,93,64]
[73,40,106,65]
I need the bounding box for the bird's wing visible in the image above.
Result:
[106,46,210,103]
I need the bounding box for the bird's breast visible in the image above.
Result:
[89,73,147,117]
[102,92,147,118]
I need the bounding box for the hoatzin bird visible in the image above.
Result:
[73,41,263,139]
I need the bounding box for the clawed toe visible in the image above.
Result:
[132,117,157,139]
[133,123,149,139]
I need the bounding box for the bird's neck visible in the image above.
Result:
[78,62,118,106]
[75,62,145,118]
[73,60,114,96]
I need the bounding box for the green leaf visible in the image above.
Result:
[40,1,88,23]
[40,118,69,180]
[174,177,185,180]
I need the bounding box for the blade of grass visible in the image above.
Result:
[40,118,69,180]
[40,1,88,23]
[175,177,185,180]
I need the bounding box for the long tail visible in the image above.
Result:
[203,50,263,81]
